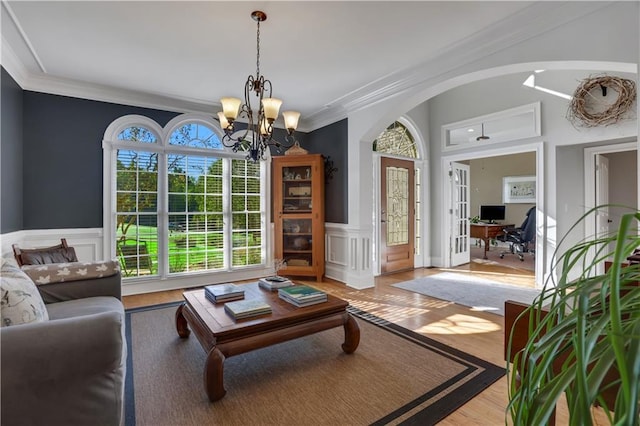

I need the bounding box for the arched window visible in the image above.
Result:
[103,114,268,282]
[372,121,418,158]
[169,123,223,149]
[118,126,157,143]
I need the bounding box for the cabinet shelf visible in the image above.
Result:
[283,249,313,253]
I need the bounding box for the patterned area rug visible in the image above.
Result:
[125,303,504,426]
[392,272,541,316]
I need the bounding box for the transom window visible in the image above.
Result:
[372,121,417,158]
[103,114,268,282]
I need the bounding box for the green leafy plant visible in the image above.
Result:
[507,207,640,425]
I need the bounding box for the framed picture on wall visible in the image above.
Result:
[503,175,536,204]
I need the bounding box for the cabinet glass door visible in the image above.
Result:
[282,218,313,268]
[281,166,313,213]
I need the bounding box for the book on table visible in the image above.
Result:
[258,276,293,291]
[278,285,328,307]
[224,298,272,320]
[204,283,245,303]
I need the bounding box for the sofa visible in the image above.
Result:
[1,258,126,426]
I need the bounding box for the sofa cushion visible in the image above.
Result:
[46,296,123,321]
[1,259,49,327]
[21,260,120,285]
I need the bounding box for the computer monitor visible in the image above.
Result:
[479,205,506,223]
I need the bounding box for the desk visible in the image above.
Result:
[470,223,513,259]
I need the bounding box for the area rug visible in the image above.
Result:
[125,302,504,426]
[392,272,540,316]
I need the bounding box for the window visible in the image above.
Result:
[372,121,417,158]
[103,114,267,282]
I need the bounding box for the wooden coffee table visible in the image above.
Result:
[175,282,360,401]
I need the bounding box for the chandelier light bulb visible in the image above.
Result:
[220,97,241,120]
[282,111,300,133]
[261,98,282,122]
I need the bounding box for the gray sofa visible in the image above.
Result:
[1,261,126,426]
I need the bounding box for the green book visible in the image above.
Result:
[278,285,325,301]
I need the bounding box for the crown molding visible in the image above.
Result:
[1,35,30,85]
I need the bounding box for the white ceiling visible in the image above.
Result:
[1,1,614,131]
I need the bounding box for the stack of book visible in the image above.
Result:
[278,285,328,307]
[224,299,272,320]
[258,276,293,291]
[204,283,245,304]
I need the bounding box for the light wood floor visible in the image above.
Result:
[123,262,606,425]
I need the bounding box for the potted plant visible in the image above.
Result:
[507,207,640,425]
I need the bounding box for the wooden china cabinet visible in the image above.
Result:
[272,154,325,281]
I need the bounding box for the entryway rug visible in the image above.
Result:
[125,302,504,426]
[392,272,540,316]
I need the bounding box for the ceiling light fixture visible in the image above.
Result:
[476,123,490,141]
[218,11,301,162]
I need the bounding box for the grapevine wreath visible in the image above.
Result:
[567,75,636,127]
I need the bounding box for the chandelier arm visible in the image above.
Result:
[262,78,272,99]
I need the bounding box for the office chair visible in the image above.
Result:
[499,207,535,261]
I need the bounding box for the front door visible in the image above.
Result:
[450,162,471,267]
[380,157,414,274]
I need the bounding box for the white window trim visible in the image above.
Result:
[102,113,273,289]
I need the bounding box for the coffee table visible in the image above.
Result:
[175,282,360,401]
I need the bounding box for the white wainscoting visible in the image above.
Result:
[1,228,104,262]
[325,223,374,289]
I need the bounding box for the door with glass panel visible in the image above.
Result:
[380,157,414,274]
[450,162,470,267]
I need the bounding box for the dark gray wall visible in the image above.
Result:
[4,78,348,231]
[22,92,178,229]
[307,119,347,224]
[1,68,24,233]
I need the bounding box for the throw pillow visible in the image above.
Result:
[20,246,78,265]
[1,260,49,327]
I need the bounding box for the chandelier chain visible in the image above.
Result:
[256,20,261,80]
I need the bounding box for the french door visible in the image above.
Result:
[450,162,470,267]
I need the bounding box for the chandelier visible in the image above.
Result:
[217,11,301,162]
